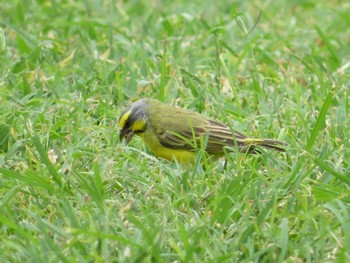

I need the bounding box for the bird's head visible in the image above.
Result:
[118,99,148,144]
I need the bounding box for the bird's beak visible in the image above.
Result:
[119,127,135,145]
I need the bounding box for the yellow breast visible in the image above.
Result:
[138,129,195,163]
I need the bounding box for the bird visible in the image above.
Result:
[118,98,287,163]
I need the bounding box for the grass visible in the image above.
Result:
[1,0,350,262]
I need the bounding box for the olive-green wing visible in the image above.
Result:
[154,116,247,154]
[204,120,248,153]
[146,99,260,154]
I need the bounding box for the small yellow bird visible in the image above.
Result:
[119,98,287,163]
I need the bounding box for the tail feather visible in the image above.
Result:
[244,138,287,153]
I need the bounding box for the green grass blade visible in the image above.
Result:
[313,156,350,185]
[0,214,37,242]
[159,41,168,102]
[278,218,289,262]
[314,26,341,65]
[2,20,37,47]
[306,86,335,150]
[31,135,63,188]
[0,168,54,190]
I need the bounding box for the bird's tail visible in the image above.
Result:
[243,138,288,153]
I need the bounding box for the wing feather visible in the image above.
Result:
[154,116,247,154]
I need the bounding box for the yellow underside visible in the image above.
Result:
[138,130,196,164]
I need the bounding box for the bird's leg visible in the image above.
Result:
[223,158,228,170]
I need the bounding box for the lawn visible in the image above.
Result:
[1,0,349,262]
